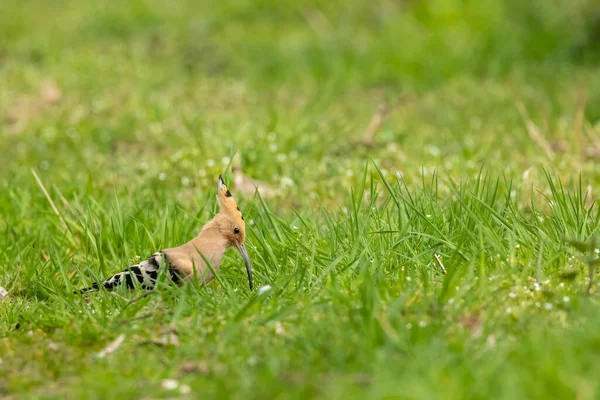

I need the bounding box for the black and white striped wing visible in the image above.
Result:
[78,251,182,293]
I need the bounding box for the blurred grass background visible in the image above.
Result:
[2,0,600,398]
[2,0,600,205]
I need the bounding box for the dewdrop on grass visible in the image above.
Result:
[161,379,179,390]
[258,285,272,295]
[180,385,191,395]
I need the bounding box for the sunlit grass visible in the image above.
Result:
[2,166,599,398]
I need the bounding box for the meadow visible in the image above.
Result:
[2,0,600,398]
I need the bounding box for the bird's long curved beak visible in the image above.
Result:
[237,244,253,290]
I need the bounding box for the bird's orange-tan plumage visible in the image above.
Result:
[77,176,252,293]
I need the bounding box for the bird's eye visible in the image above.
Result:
[234,227,240,234]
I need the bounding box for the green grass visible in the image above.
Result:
[2,0,600,398]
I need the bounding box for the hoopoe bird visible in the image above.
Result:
[77,176,252,293]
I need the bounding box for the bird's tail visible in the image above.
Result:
[75,252,174,294]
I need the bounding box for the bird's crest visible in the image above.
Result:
[218,175,245,234]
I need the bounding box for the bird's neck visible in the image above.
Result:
[189,217,229,264]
